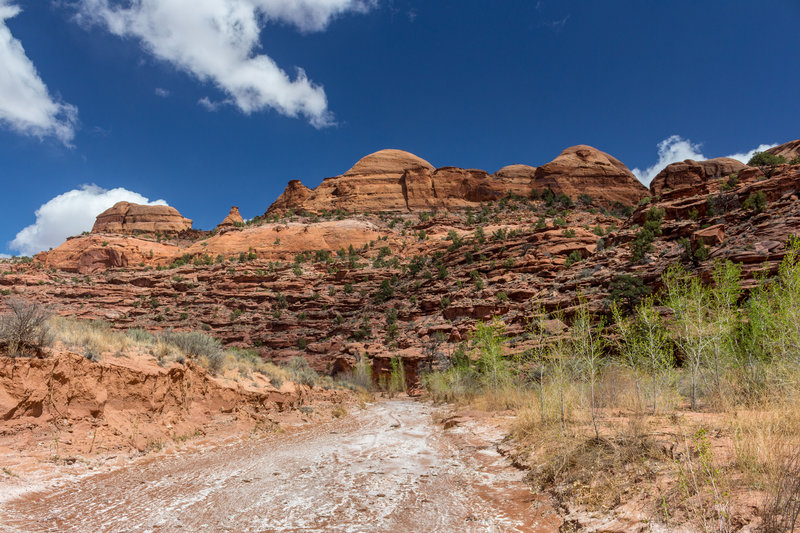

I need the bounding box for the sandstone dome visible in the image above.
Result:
[92,201,192,234]
[344,149,435,176]
[492,164,537,180]
[765,139,800,161]
[533,145,648,206]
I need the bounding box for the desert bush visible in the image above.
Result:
[743,190,767,214]
[630,207,664,263]
[161,330,225,373]
[0,299,53,357]
[763,447,800,533]
[748,151,786,167]
[287,356,319,387]
[564,250,582,267]
[387,356,406,395]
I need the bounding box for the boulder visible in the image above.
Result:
[692,224,725,247]
[650,158,746,195]
[92,202,192,234]
[533,145,648,206]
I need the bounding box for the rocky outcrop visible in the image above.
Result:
[35,235,180,273]
[268,150,435,214]
[269,180,314,214]
[37,219,386,273]
[766,139,800,161]
[267,147,647,215]
[650,158,746,195]
[217,206,244,230]
[532,145,649,206]
[492,165,537,198]
[92,202,192,234]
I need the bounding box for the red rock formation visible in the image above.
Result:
[92,202,192,234]
[8,164,800,388]
[650,158,746,195]
[269,180,313,214]
[765,139,800,161]
[493,165,537,198]
[35,235,180,273]
[216,206,244,230]
[533,145,649,206]
[267,147,647,215]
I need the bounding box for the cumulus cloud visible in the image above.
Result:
[76,0,376,128]
[726,143,778,166]
[632,135,778,185]
[0,1,77,144]
[9,185,167,256]
[154,87,170,97]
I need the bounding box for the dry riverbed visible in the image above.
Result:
[0,399,559,532]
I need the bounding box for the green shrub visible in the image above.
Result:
[743,191,767,214]
[287,356,318,387]
[630,207,664,263]
[609,274,650,309]
[748,152,786,167]
[373,279,395,303]
[564,250,583,267]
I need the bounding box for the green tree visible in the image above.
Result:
[662,266,715,410]
[613,297,673,413]
[473,318,509,393]
[571,299,606,439]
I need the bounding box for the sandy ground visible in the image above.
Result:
[0,399,559,532]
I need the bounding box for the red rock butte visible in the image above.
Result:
[266,146,648,215]
[92,201,192,234]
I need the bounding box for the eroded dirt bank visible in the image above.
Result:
[0,399,559,532]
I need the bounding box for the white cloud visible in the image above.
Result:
[0,1,77,144]
[726,143,777,166]
[9,184,167,256]
[632,135,778,185]
[154,87,170,97]
[198,96,223,111]
[0,253,10,259]
[76,0,376,128]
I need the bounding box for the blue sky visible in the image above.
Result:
[1,0,798,256]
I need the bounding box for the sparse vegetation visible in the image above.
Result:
[0,299,53,357]
[630,207,664,263]
[422,246,800,529]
